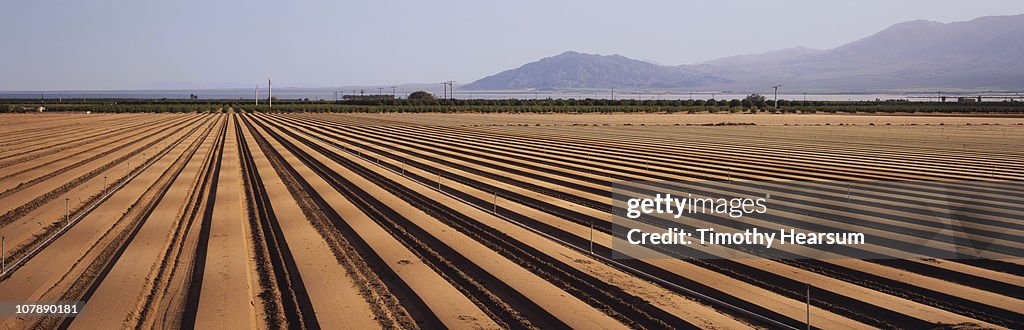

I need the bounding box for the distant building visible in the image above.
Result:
[957,97,978,103]
[342,95,394,100]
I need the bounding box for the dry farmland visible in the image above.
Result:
[0,111,1022,329]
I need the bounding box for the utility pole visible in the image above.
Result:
[444,81,455,100]
[255,85,259,106]
[268,78,272,109]
[611,88,615,101]
[773,85,782,109]
[391,86,397,98]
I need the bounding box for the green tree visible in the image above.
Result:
[745,94,766,109]
[408,91,435,100]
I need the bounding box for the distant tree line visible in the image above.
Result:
[2,97,1022,114]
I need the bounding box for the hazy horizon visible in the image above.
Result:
[3,0,1023,91]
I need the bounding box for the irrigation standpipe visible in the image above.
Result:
[806,284,811,330]
[589,219,594,255]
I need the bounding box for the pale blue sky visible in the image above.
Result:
[2,0,1023,90]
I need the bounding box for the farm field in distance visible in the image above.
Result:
[0,110,1022,329]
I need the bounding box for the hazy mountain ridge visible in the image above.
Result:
[464,51,725,90]
[699,46,825,67]
[463,14,1024,91]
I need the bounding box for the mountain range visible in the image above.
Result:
[463,14,1024,91]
